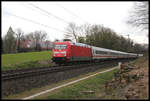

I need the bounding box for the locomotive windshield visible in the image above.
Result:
[54,44,67,49]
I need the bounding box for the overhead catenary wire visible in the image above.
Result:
[21,3,53,20]
[56,3,89,24]
[6,12,67,33]
[28,3,70,24]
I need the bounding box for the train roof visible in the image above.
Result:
[73,42,90,47]
[91,46,111,52]
[91,46,138,55]
[54,41,91,48]
[91,46,127,54]
[54,41,137,55]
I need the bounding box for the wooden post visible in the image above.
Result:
[118,62,122,69]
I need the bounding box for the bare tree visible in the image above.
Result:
[25,32,36,48]
[64,22,91,43]
[77,24,91,38]
[127,2,149,30]
[64,22,78,42]
[15,28,24,52]
[34,31,47,42]
[25,30,47,51]
[45,40,50,50]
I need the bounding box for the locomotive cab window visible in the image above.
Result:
[54,44,67,49]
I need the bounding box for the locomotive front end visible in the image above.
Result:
[52,42,71,64]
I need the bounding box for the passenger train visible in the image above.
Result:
[52,41,138,64]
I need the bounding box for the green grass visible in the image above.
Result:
[2,51,52,70]
[36,69,118,99]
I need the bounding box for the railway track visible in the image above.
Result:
[2,62,103,81]
[2,59,134,81]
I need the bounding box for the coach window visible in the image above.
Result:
[95,51,107,54]
[112,52,115,55]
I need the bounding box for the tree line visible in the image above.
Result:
[2,23,147,54]
[64,23,147,54]
[2,26,50,54]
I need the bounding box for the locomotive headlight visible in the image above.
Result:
[54,52,59,54]
[61,51,66,56]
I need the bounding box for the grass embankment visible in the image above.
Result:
[34,68,118,99]
[2,51,52,71]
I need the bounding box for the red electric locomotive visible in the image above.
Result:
[52,41,92,64]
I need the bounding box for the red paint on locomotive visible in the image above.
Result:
[71,44,92,58]
[52,41,92,64]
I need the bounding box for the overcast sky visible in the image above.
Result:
[2,1,148,44]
